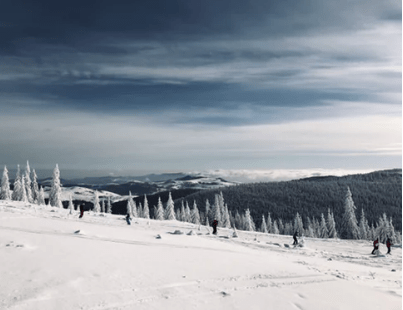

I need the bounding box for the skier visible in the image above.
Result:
[212,219,218,235]
[386,236,392,254]
[126,214,131,225]
[371,238,379,255]
[79,204,84,218]
[293,231,298,245]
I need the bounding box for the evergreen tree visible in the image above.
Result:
[185,201,191,222]
[358,208,369,240]
[212,194,221,224]
[143,196,150,219]
[340,187,360,239]
[37,186,45,205]
[93,191,100,213]
[0,166,11,201]
[278,218,284,235]
[234,210,243,229]
[272,220,280,235]
[260,215,268,233]
[20,175,28,203]
[126,199,132,216]
[68,194,74,214]
[165,192,176,220]
[137,202,142,218]
[389,217,397,243]
[205,199,211,223]
[49,164,63,208]
[293,212,304,235]
[376,213,392,243]
[129,192,137,217]
[320,213,328,238]
[179,200,186,222]
[155,197,164,220]
[218,192,225,226]
[267,213,273,233]
[327,210,338,238]
[107,196,112,214]
[31,169,39,203]
[12,165,21,201]
[191,200,200,224]
[244,209,255,231]
[24,161,33,203]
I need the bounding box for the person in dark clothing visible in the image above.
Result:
[79,204,84,218]
[212,219,218,235]
[371,238,379,254]
[293,231,298,245]
[386,236,392,254]
[126,214,131,225]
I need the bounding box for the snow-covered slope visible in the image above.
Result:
[42,186,127,203]
[0,201,401,310]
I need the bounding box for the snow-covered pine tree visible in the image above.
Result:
[126,198,132,216]
[137,202,142,218]
[358,208,368,240]
[278,218,284,235]
[165,192,176,220]
[234,210,242,230]
[389,217,397,243]
[320,213,328,238]
[244,208,255,231]
[107,196,112,214]
[128,192,137,217]
[21,175,28,203]
[260,215,268,233]
[93,191,100,213]
[12,165,22,201]
[24,161,33,203]
[376,213,392,243]
[155,197,164,220]
[37,186,46,205]
[368,223,375,240]
[31,169,39,203]
[205,199,211,223]
[218,192,225,225]
[224,204,232,228]
[267,213,273,233]
[143,197,150,219]
[185,201,191,223]
[175,208,181,220]
[293,212,304,236]
[191,201,200,225]
[49,164,63,208]
[284,221,293,235]
[0,166,11,201]
[68,194,74,214]
[212,194,221,225]
[179,200,185,222]
[340,187,359,239]
[327,210,338,238]
[272,220,280,235]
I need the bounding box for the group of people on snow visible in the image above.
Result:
[372,237,393,255]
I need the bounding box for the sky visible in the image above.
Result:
[1,0,401,178]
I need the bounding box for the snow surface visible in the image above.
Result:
[0,201,401,310]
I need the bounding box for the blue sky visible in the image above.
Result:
[1,0,401,176]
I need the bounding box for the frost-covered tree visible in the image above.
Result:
[128,192,137,217]
[37,186,45,205]
[68,194,74,214]
[184,201,191,223]
[320,213,328,238]
[165,192,176,220]
[340,187,359,239]
[278,219,284,235]
[49,164,63,208]
[267,213,273,233]
[212,194,221,224]
[12,165,22,201]
[272,220,280,235]
[143,196,150,219]
[0,166,11,201]
[222,204,231,228]
[376,213,393,243]
[155,197,164,220]
[24,161,33,203]
[107,196,112,214]
[293,212,304,236]
[20,176,28,203]
[358,209,369,240]
[260,215,268,233]
[205,199,211,223]
[191,201,200,225]
[243,209,255,231]
[327,209,338,239]
[126,199,132,216]
[31,169,39,203]
[93,191,100,213]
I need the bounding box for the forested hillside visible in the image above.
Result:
[176,169,402,232]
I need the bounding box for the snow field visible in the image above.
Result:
[0,201,401,310]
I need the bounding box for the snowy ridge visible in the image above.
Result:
[0,201,401,310]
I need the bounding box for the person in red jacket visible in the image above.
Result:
[79,204,84,218]
[386,236,392,254]
[371,238,379,255]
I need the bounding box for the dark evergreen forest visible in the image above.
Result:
[175,169,402,232]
